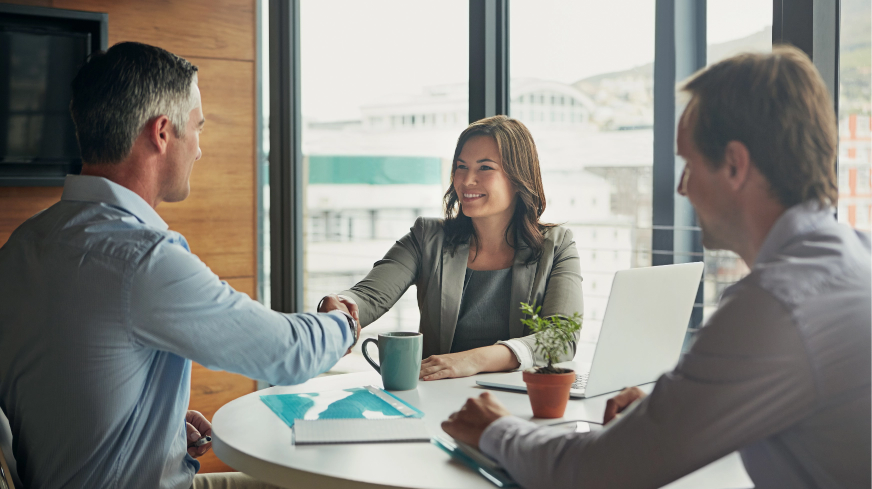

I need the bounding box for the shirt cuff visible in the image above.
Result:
[497,339,534,371]
[325,310,355,350]
[479,416,536,463]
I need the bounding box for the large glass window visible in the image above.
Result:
[837,0,871,232]
[510,0,656,359]
[700,1,772,323]
[300,0,468,371]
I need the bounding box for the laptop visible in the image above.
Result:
[476,262,704,398]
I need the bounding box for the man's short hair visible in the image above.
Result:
[681,45,838,207]
[69,42,199,165]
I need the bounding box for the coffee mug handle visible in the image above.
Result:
[361,338,380,373]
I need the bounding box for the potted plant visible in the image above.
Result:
[519,302,583,418]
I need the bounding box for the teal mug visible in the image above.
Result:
[362,332,423,391]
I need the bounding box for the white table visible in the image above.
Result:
[213,365,752,489]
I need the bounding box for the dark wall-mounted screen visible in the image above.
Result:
[0,5,106,186]
[0,30,88,166]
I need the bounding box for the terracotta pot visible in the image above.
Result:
[523,369,576,418]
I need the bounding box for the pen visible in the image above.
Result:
[194,436,212,447]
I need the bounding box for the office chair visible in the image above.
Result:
[0,409,17,489]
[0,444,14,489]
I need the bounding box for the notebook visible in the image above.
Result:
[293,418,431,445]
[260,385,424,428]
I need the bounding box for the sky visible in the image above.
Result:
[293,0,773,122]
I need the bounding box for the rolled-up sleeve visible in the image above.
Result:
[497,338,535,371]
[510,227,584,367]
[129,238,353,386]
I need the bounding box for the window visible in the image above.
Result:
[299,0,468,369]
[511,0,655,353]
[837,0,872,232]
[265,0,844,369]
[699,0,772,324]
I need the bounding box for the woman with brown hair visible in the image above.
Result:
[319,115,583,380]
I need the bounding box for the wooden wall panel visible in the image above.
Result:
[190,363,255,473]
[0,187,62,245]
[190,277,257,474]
[0,0,51,7]
[0,0,258,474]
[160,57,256,280]
[51,0,255,61]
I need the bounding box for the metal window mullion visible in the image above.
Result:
[652,0,705,265]
[653,0,706,333]
[773,0,840,209]
[773,0,839,115]
[469,0,509,123]
[268,0,303,313]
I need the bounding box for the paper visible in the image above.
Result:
[260,386,424,428]
[293,418,431,445]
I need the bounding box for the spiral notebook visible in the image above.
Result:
[293,418,431,445]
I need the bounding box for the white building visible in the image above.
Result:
[838,114,872,232]
[300,78,653,366]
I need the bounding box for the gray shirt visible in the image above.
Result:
[480,201,871,489]
[451,268,513,353]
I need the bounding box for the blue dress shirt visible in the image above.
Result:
[0,175,353,489]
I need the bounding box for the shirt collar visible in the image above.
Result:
[755,200,835,266]
[61,174,169,231]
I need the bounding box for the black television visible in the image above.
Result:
[0,4,106,186]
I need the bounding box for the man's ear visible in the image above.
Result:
[145,115,172,155]
[722,140,751,191]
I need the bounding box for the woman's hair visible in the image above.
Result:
[443,115,555,264]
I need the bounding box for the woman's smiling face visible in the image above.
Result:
[453,135,517,222]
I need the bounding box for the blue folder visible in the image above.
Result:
[432,435,517,488]
[260,385,424,428]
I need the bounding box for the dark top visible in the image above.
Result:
[450,267,513,353]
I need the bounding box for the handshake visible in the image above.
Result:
[318,294,361,355]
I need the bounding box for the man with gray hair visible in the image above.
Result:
[0,42,358,489]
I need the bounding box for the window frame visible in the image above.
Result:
[265,0,840,317]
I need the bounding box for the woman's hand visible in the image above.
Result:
[420,350,483,380]
[420,345,520,381]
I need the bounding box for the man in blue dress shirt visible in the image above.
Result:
[443,47,871,488]
[0,42,358,489]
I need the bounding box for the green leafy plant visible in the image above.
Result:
[520,302,583,374]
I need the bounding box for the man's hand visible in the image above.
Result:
[318,294,359,322]
[185,410,212,458]
[603,387,646,425]
[420,350,483,381]
[442,392,511,448]
[318,294,360,355]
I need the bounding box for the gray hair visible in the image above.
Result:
[70,42,199,165]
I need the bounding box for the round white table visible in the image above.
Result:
[212,363,751,489]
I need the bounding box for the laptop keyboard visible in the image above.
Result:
[571,372,590,390]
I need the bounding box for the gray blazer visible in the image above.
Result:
[341,218,584,365]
